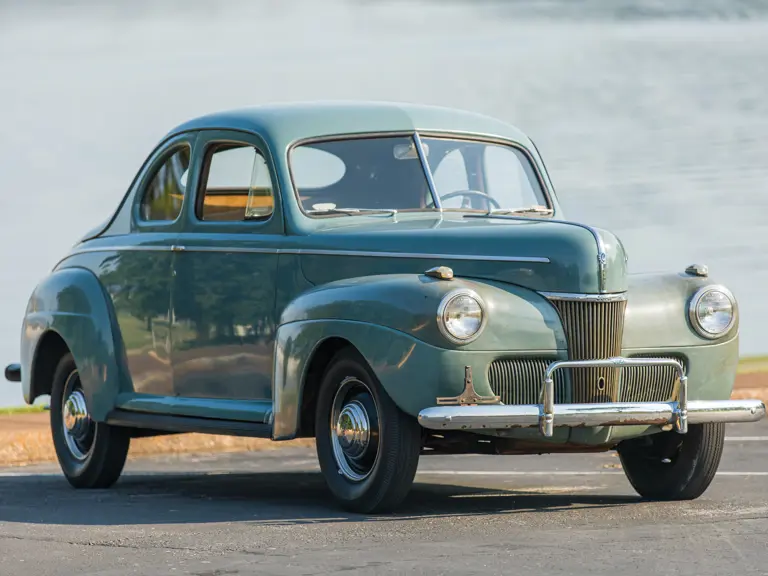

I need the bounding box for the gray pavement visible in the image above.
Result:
[1,422,767,575]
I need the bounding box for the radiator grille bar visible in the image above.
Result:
[619,354,686,403]
[549,299,627,403]
[488,355,683,405]
[488,358,569,405]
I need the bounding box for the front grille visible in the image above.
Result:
[488,358,570,405]
[620,354,686,402]
[549,299,627,403]
[488,355,684,405]
[487,297,684,406]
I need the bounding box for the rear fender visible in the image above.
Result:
[20,267,126,421]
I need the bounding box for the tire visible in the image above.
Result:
[618,423,725,500]
[50,353,130,489]
[315,348,422,513]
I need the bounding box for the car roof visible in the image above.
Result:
[165,101,533,148]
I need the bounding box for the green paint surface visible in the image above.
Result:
[12,102,749,448]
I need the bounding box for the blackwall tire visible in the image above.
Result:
[315,348,422,513]
[618,422,725,500]
[50,353,130,489]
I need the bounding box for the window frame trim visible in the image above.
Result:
[194,140,276,224]
[133,139,194,229]
[180,129,283,234]
[286,130,554,219]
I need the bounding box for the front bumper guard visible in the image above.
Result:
[418,357,766,438]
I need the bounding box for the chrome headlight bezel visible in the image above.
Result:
[436,289,487,345]
[688,284,736,339]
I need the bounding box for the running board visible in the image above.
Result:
[105,410,273,438]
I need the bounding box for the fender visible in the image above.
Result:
[623,272,739,349]
[280,273,567,352]
[272,273,569,439]
[271,318,535,440]
[20,267,126,421]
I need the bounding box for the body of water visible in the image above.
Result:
[1,0,766,406]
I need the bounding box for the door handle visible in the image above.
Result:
[170,245,186,252]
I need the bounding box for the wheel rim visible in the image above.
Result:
[330,377,380,482]
[61,369,95,461]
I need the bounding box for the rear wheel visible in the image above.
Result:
[50,353,130,488]
[315,349,422,513]
[618,423,725,500]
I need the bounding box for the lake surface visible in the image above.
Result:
[1,0,767,406]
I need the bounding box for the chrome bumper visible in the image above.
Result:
[417,357,766,437]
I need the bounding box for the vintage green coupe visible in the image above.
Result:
[5,101,765,512]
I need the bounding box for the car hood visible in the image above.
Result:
[297,214,627,294]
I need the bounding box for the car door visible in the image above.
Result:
[102,134,193,397]
[170,130,282,402]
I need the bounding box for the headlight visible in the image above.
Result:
[437,290,486,344]
[688,285,736,339]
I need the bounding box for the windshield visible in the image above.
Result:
[289,134,549,216]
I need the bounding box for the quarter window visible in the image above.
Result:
[139,146,191,222]
[199,144,274,221]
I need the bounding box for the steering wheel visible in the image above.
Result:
[430,189,501,210]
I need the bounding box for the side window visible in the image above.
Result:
[199,144,274,221]
[139,146,191,221]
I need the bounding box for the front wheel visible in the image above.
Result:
[315,349,422,513]
[618,423,725,500]
[50,353,131,488]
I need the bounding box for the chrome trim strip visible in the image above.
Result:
[413,132,442,210]
[417,399,766,431]
[539,291,627,302]
[54,244,172,267]
[56,245,551,264]
[287,249,548,263]
[281,247,544,263]
[465,214,608,293]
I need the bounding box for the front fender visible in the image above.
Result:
[272,319,504,439]
[623,272,739,348]
[280,273,566,352]
[20,267,124,421]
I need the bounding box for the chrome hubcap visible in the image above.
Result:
[61,370,94,461]
[330,377,380,482]
[64,391,89,436]
[336,401,370,459]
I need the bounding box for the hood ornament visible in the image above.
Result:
[685,264,709,278]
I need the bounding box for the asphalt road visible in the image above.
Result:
[1,422,767,576]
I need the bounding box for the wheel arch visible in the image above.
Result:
[28,329,71,401]
[19,266,128,421]
[297,336,359,438]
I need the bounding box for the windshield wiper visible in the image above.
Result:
[306,208,398,217]
[487,205,554,216]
